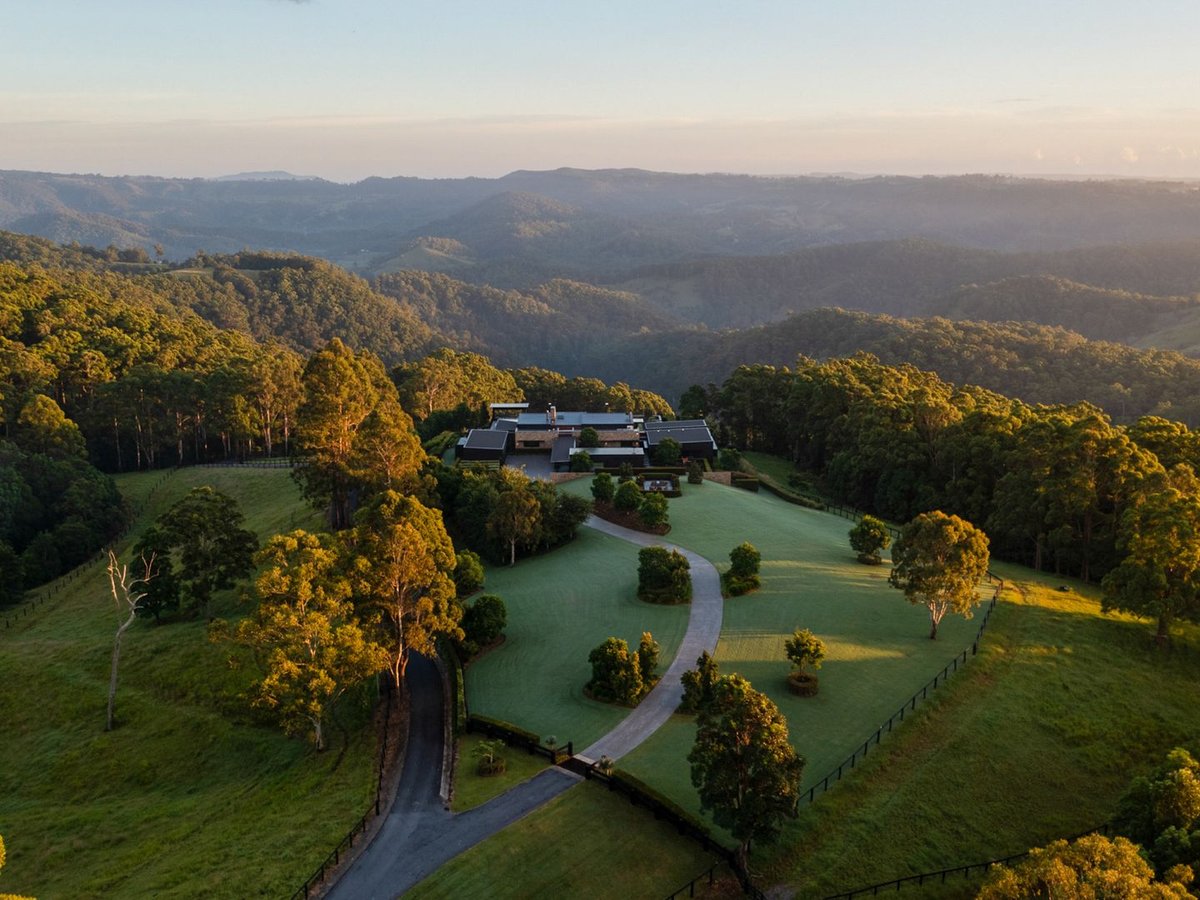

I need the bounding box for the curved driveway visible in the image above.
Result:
[326,516,723,898]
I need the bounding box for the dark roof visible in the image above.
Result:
[463,429,510,450]
[491,418,519,432]
[644,418,708,431]
[550,434,576,465]
[516,411,635,429]
[644,424,717,446]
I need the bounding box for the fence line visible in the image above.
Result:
[799,584,1002,808]
[663,861,722,900]
[466,714,574,765]
[821,822,1112,899]
[290,679,396,900]
[2,467,179,631]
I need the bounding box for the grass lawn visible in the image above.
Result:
[0,467,376,899]
[463,525,693,748]
[407,782,729,900]
[759,571,1200,898]
[561,477,984,819]
[451,734,547,812]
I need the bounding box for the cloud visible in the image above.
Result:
[1120,146,1139,163]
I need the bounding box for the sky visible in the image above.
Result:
[2,0,1199,181]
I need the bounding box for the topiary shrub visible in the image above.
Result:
[722,541,762,596]
[570,450,594,472]
[637,546,692,604]
[586,636,654,705]
[614,479,642,511]
[687,460,704,484]
[591,471,615,503]
[638,492,670,529]
[679,650,720,713]
[578,426,600,449]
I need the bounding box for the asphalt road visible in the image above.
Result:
[326,516,723,898]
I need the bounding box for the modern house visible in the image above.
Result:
[455,405,717,472]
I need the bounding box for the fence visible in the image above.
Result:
[197,457,294,468]
[799,584,1002,808]
[290,680,396,900]
[663,861,723,900]
[821,822,1112,899]
[2,468,179,632]
[466,714,573,765]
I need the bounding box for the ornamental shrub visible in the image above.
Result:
[591,471,615,503]
[614,479,642,511]
[638,546,692,604]
[638,492,669,529]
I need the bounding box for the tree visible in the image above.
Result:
[228,530,387,750]
[637,546,692,604]
[689,674,805,870]
[849,515,891,565]
[346,491,462,687]
[577,426,600,448]
[638,491,669,529]
[613,479,642,511]
[1114,748,1200,877]
[784,629,825,676]
[157,487,258,620]
[586,636,644,705]
[679,384,711,420]
[105,548,155,731]
[453,549,485,596]
[569,450,594,472]
[1102,466,1200,646]
[889,511,990,639]
[654,437,682,467]
[680,650,720,713]
[637,631,660,683]
[487,483,542,566]
[15,394,85,459]
[687,460,704,484]
[591,471,615,503]
[293,338,381,530]
[130,525,180,622]
[460,594,507,656]
[724,541,761,595]
[978,834,1192,899]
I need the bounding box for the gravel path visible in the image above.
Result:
[325,516,722,898]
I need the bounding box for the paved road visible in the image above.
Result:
[326,517,723,898]
[578,516,724,762]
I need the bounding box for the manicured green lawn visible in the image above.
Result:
[561,477,984,818]
[450,734,548,812]
[464,526,692,747]
[407,782,728,900]
[0,468,373,899]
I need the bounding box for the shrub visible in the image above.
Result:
[578,426,600,448]
[591,471,615,503]
[461,594,506,655]
[453,549,485,596]
[722,541,762,596]
[614,479,642,511]
[687,460,704,484]
[638,546,692,604]
[570,451,594,472]
[473,738,507,776]
[680,651,720,713]
[617,462,635,481]
[716,448,742,471]
[638,492,670,529]
[586,637,645,705]
[653,437,682,467]
[637,631,660,682]
[849,515,892,564]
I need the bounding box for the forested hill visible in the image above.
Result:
[577,309,1200,425]
[9,168,1200,269]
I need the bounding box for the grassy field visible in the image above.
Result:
[760,569,1200,898]
[464,526,693,748]
[450,734,548,812]
[407,782,729,900]
[0,467,378,899]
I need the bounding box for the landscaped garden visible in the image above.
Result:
[0,467,376,899]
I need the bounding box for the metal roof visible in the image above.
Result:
[515,411,635,429]
[550,434,576,465]
[644,418,709,431]
[463,429,510,450]
[644,424,717,446]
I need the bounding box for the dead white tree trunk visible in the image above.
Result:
[106,550,153,732]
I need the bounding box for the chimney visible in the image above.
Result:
[549,404,557,428]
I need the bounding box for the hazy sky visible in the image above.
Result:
[3,0,1199,180]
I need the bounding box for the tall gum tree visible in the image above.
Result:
[888,510,990,640]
